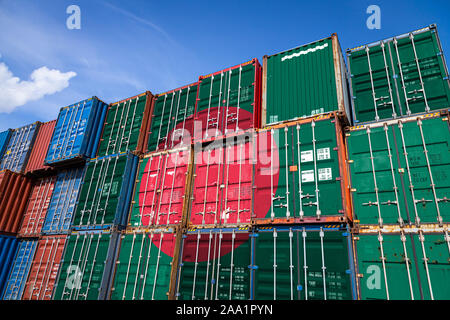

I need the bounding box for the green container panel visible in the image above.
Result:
[97,92,152,157]
[348,25,450,124]
[347,114,450,225]
[53,232,117,300]
[263,35,351,126]
[176,229,251,300]
[253,226,354,300]
[72,153,137,228]
[110,231,176,300]
[254,116,350,221]
[148,84,198,152]
[195,60,260,140]
[354,230,450,300]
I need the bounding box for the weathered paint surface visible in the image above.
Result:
[354,229,450,300]
[348,25,450,123]
[347,113,450,225]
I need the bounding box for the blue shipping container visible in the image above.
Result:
[1,240,37,300]
[72,152,139,231]
[42,167,85,234]
[0,129,12,160]
[0,122,40,173]
[0,235,19,296]
[44,97,108,166]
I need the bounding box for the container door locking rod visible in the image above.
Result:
[140,232,154,299]
[228,230,236,299]
[377,231,390,300]
[214,230,223,300]
[398,121,421,225]
[302,228,308,300]
[155,155,169,226]
[191,230,201,300]
[67,100,86,157]
[151,232,164,300]
[131,233,146,300]
[81,233,102,300]
[205,75,215,139]
[380,42,396,118]
[319,227,327,300]
[365,46,380,121]
[400,231,415,300]
[204,230,213,300]
[311,121,321,219]
[383,124,404,226]
[29,238,48,300]
[393,38,412,116]
[366,127,383,227]
[296,124,304,219]
[418,231,434,300]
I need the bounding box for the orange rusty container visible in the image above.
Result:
[22,235,67,300]
[0,170,33,234]
[18,176,56,237]
[25,120,56,175]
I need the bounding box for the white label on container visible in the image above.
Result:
[318,168,332,181]
[317,147,330,161]
[301,170,315,183]
[301,150,314,163]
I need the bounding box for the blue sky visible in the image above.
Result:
[0,0,449,131]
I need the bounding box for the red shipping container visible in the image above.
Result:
[22,235,67,300]
[25,120,56,174]
[189,134,254,226]
[131,147,192,228]
[18,176,56,237]
[0,170,33,234]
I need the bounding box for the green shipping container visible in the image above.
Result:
[52,231,120,300]
[353,225,450,300]
[347,24,450,124]
[148,83,198,152]
[109,228,180,300]
[97,92,153,157]
[175,227,252,300]
[262,34,351,126]
[253,113,353,224]
[347,112,450,226]
[252,225,355,300]
[72,152,138,230]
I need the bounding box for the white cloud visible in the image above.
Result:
[0,62,76,113]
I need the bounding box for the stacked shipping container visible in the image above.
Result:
[0,24,449,301]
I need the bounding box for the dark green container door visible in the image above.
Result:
[148,85,197,152]
[176,230,251,300]
[355,231,450,300]
[110,232,175,300]
[265,37,339,124]
[97,94,149,156]
[253,228,353,300]
[53,233,112,300]
[255,118,344,220]
[348,26,450,123]
[196,61,257,137]
[73,154,129,227]
[348,115,450,225]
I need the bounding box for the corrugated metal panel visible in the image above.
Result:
[18,176,56,237]
[1,240,38,300]
[44,97,108,166]
[347,112,450,226]
[0,129,12,161]
[175,227,252,300]
[109,228,180,300]
[97,91,154,157]
[353,227,450,300]
[189,134,254,226]
[262,35,351,126]
[129,147,192,228]
[0,235,19,296]
[52,231,120,300]
[22,235,67,300]
[194,59,262,143]
[72,152,138,230]
[42,167,85,234]
[0,170,33,234]
[254,113,352,225]
[25,120,56,174]
[253,225,354,300]
[0,122,40,173]
[148,83,198,152]
[347,25,450,124]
